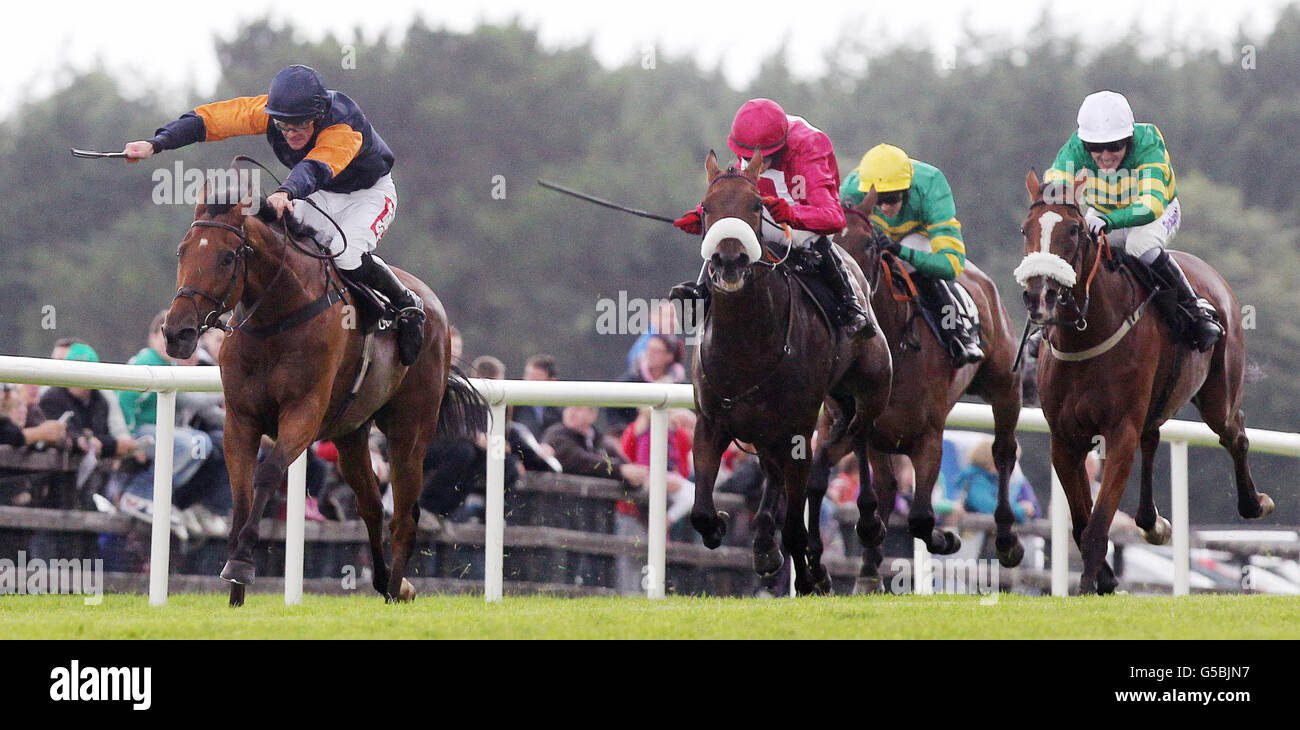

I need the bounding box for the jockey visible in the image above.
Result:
[122,64,426,365]
[1044,90,1223,352]
[669,98,874,340]
[841,144,984,364]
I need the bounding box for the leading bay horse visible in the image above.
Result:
[688,151,893,595]
[163,186,484,606]
[826,189,1026,593]
[1018,170,1273,594]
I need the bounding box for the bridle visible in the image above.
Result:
[702,171,792,274]
[173,219,264,334]
[1025,197,1111,331]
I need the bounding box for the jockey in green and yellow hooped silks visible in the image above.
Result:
[841,144,984,364]
[1042,90,1223,352]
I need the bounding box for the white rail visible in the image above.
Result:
[3,355,1297,602]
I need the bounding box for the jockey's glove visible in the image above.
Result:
[1085,210,1110,236]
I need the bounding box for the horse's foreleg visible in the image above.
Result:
[689,415,732,550]
[907,434,961,556]
[221,415,261,607]
[1079,428,1136,595]
[1134,430,1171,545]
[752,457,786,578]
[854,446,891,594]
[781,455,817,596]
[1050,437,1113,594]
[804,446,838,595]
[222,410,321,590]
[334,425,392,597]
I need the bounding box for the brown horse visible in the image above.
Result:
[827,190,1026,592]
[162,190,484,606]
[688,151,892,595]
[1018,170,1273,594]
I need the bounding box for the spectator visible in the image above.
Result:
[50,337,131,444]
[606,334,688,431]
[544,405,648,593]
[1,383,67,449]
[620,407,696,528]
[417,354,521,529]
[950,437,1039,522]
[513,354,563,440]
[38,344,138,461]
[116,310,229,538]
[625,300,682,373]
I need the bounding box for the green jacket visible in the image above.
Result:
[118,347,171,431]
[1044,122,1177,231]
[841,160,966,279]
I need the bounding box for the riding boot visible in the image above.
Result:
[914,275,984,365]
[1148,250,1223,352]
[812,236,876,340]
[351,253,426,366]
[669,262,710,305]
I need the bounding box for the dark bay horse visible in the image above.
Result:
[829,189,1026,592]
[688,151,893,595]
[1018,170,1273,594]
[163,191,484,606]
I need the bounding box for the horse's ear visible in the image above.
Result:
[743,151,763,179]
[705,149,721,183]
[1025,169,1041,202]
[1072,168,1089,210]
[859,185,878,213]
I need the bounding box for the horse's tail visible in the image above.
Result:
[438,365,490,441]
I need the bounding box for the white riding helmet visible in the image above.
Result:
[1077,90,1134,143]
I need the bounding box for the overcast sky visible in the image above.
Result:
[4,0,1292,117]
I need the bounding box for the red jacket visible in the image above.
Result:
[746,116,845,235]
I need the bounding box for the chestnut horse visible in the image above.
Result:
[163,190,484,606]
[1017,170,1273,594]
[688,152,892,595]
[828,189,1026,592]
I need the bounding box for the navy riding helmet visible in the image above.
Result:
[264,65,329,120]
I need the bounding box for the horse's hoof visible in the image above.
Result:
[1143,516,1172,545]
[228,584,246,608]
[813,575,834,596]
[997,540,1025,568]
[753,543,784,577]
[1257,493,1275,517]
[1076,577,1096,596]
[396,578,416,602]
[694,511,728,550]
[854,576,885,595]
[934,531,962,556]
[1097,571,1119,595]
[220,559,256,585]
[856,515,886,548]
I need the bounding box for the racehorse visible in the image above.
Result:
[688,151,893,595]
[828,189,1026,592]
[1017,170,1273,594]
[162,184,484,606]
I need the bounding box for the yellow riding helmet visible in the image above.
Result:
[856,144,914,193]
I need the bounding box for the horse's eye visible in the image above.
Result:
[220,251,236,267]
[753,201,763,212]
[1069,224,1080,236]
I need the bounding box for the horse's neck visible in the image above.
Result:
[240,235,326,322]
[705,274,788,352]
[1054,259,1138,349]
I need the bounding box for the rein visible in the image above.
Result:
[697,265,797,413]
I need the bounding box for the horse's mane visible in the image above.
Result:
[203,195,321,243]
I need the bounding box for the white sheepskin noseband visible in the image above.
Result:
[700,216,762,263]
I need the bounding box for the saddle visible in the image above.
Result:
[1114,251,1192,347]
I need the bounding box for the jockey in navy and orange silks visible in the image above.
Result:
[123,64,426,365]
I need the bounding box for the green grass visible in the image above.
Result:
[2,592,1299,639]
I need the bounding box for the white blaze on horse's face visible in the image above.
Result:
[1013,210,1078,291]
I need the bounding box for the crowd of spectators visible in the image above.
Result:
[2,304,1049,595]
